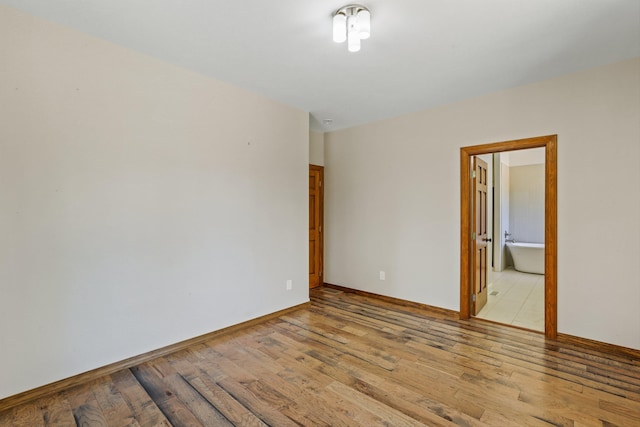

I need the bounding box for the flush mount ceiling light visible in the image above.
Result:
[332,4,370,52]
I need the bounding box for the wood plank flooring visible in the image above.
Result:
[2,286,640,426]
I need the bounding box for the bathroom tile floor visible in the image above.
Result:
[475,267,544,332]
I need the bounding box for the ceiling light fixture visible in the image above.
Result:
[332,4,370,52]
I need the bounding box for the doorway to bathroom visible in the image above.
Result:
[460,135,557,339]
[477,148,546,331]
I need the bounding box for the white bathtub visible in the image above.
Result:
[506,242,544,275]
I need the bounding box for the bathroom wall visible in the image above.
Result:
[493,154,510,271]
[508,148,545,166]
[509,164,545,243]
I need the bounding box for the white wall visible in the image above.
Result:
[508,148,545,166]
[493,153,511,271]
[509,164,545,243]
[309,130,325,166]
[500,161,512,269]
[325,58,640,349]
[0,6,309,399]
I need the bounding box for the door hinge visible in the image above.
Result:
[472,232,476,240]
[319,225,322,233]
[472,294,476,302]
[472,170,476,179]
[319,180,322,187]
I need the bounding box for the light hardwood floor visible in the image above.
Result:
[1,286,639,426]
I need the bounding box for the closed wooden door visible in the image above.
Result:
[472,157,489,315]
[309,165,324,289]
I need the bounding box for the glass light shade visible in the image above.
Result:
[348,28,361,52]
[357,9,370,39]
[333,13,347,43]
[347,14,359,37]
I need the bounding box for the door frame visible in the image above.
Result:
[460,135,557,338]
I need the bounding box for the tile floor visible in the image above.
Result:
[475,267,544,331]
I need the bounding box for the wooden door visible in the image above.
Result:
[309,165,324,289]
[472,157,489,315]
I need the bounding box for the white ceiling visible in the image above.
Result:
[2,0,639,131]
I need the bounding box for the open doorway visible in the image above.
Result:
[475,148,546,331]
[460,135,557,339]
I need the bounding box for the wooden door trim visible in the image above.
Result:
[309,164,324,288]
[460,135,557,338]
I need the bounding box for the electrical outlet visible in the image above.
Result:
[379,271,386,280]
[286,279,292,290]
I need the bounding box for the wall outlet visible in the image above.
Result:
[379,271,386,280]
[286,279,292,290]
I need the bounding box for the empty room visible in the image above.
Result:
[1,1,639,426]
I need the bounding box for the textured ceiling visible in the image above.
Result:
[2,0,639,131]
